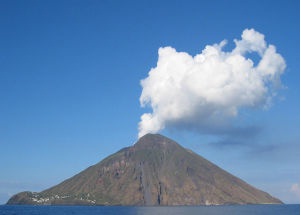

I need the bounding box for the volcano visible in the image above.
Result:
[7,133,282,205]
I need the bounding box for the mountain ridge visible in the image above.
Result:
[7,133,282,205]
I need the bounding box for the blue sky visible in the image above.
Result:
[0,0,299,204]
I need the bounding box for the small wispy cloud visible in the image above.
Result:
[138,29,286,138]
[290,183,300,196]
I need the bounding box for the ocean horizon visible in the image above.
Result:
[0,204,299,215]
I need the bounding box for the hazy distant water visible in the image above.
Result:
[0,204,299,215]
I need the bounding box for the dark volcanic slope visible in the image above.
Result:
[7,133,282,205]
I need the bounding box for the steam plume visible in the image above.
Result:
[138,29,286,138]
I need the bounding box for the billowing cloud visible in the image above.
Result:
[138,29,286,138]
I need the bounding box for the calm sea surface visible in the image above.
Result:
[0,204,299,215]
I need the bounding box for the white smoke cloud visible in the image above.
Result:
[138,29,286,138]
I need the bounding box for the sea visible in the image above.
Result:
[0,204,299,215]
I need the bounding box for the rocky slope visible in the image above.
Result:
[7,133,282,205]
